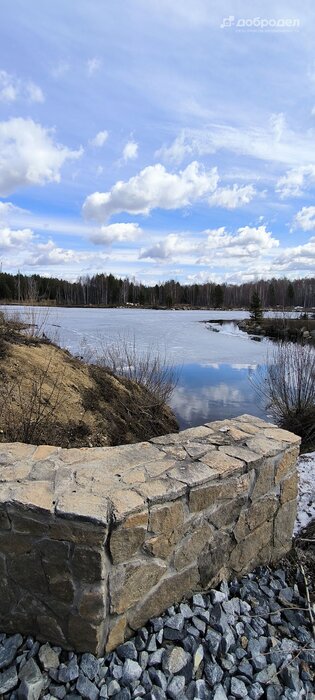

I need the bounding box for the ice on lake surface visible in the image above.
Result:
[3,307,275,428]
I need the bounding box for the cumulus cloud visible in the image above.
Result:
[155,132,194,164]
[83,161,219,222]
[26,240,85,266]
[0,70,44,103]
[140,225,279,263]
[140,233,197,260]
[273,237,315,273]
[209,184,256,209]
[0,118,83,196]
[90,130,108,147]
[0,226,34,250]
[123,140,138,161]
[276,165,315,198]
[90,223,142,245]
[87,58,101,76]
[293,206,315,231]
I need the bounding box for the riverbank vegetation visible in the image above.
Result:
[0,271,314,309]
[0,312,178,447]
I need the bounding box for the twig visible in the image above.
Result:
[299,561,315,639]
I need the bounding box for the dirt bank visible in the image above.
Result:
[0,315,178,447]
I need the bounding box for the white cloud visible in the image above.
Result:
[0,226,35,250]
[0,118,83,196]
[90,223,142,245]
[87,58,102,76]
[0,70,44,103]
[157,115,315,168]
[123,140,138,161]
[83,161,219,222]
[273,237,315,273]
[90,130,109,147]
[293,206,315,231]
[140,225,279,263]
[155,132,193,164]
[209,184,256,209]
[140,233,197,260]
[276,165,315,198]
[26,240,85,266]
[26,81,45,103]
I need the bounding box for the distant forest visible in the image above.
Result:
[0,271,314,309]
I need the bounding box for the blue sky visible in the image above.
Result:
[0,0,315,284]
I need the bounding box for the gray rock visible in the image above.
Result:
[162,647,189,675]
[114,690,131,700]
[220,625,234,654]
[18,658,45,700]
[116,642,138,661]
[204,661,223,686]
[266,685,283,700]
[167,675,185,699]
[252,653,267,672]
[230,677,248,698]
[151,618,164,632]
[49,684,67,699]
[210,590,227,604]
[76,672,99,700]
[99,686,108,699]
[205,628,222,655]
[192,616,206,634]
[150,685,166,700]
[0,634,23,670]
[146,634,157,652]
[112,664,123,680]
[165,613,184,631]
[107,679,121,696]
[193,645,203,673]
[238,659,253,678]
[148,649,164,666]
[148,668,167,691]
[212,685,228,700]
[0,664,18,694]
[58,658,79,683]
[38,644,60,671]
[193,594,206,608]
[139,651,149,670]
[180,603,194,619]
[121,659,142,685]
[133,685,146,697]
[248,682,264,700]
[255,663,277,684]
[194,678,210,699]
[281,666,302,692]
[80,653,99,681]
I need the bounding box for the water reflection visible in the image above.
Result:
[170,363,266,429]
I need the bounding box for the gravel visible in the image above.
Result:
[0,565,313,699]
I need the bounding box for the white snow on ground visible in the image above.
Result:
[294,451,315,535]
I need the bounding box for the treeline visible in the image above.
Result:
[0,271,314,309]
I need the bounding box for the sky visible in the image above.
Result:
[0,0,315,285]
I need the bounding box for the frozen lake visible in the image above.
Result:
[2,306,274,428]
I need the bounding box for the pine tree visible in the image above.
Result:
[249,291,263,324]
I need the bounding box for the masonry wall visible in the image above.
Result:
[0,415,300,655]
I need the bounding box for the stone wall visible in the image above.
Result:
[0,415,300,656]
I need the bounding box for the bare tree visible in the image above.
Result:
[253,342,315,447]
[85,334,179,406]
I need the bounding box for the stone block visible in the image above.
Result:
[110,523,147,564]
[247,495,278,531]
[78,585,105,622]
[274,499,297,551]
[275,446,300,483]
[280,472,298,504]
[201,451,245,475]
[68,615,105,654]
[189,473,250,512]
[229,520,273,573]
[250,458,275,500]
[173,521,214,570]
[128,564,199,630]
[71,546,105,584]
[149,499,185,535]
[198,532,233,589]
[109,559,168,614]
[167,460,217,486]
[136,478,186,503]
[106,615,127,652]
[208,497,246,530]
